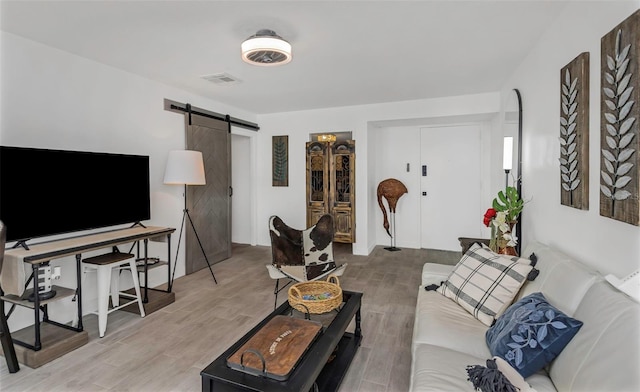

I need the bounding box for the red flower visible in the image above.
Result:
[483,208,497,227]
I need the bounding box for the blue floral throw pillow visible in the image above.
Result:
[485,292,583,378]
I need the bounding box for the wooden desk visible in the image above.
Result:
[2,225,175,367]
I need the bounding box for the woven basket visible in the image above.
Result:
[288,275,342,314]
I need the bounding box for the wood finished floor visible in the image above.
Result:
[0,244,460,392]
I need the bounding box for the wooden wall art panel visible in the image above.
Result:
[272,135,289,187]
[560,52,590,210]
[600,9,639,226]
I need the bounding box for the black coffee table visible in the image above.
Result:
[201,290,363,392]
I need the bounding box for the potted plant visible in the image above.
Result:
[483,186,524,255]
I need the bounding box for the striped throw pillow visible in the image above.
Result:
[437,243,534,326]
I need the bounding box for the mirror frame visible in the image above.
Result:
[513,89,523,255]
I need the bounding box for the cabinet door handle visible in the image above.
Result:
[229,186,233,197]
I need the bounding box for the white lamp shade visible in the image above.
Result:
[163,150,206,185]
[503,137,513,171]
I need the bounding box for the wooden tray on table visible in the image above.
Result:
[226,315,322,381]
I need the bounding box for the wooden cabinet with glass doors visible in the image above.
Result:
[306,140,355,243]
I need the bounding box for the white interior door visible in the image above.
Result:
[420,125,482,251]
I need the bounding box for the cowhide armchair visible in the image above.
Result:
[267,214,346,309]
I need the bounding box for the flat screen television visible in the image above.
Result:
[0,146,151,244]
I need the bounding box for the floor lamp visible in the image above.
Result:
[503,136,513,189]
[164,150,218,291]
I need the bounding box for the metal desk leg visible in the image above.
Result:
[32,263,41,351]
[75,254,83,331]
[143,239,149,303]
[167,234,172,292]
[0,290,19,372]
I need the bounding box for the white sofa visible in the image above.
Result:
[410,241,640,391]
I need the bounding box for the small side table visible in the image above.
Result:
[457,237,490,255]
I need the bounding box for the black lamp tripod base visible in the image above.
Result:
[169,208,218,291]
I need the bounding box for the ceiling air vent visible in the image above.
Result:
[201,73,241,85]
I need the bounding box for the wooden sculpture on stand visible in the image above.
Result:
[377,178,408,251]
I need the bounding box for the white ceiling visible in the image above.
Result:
[0,1,572,115]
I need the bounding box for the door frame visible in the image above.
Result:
[231,127,258,246]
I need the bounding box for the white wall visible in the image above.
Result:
[503,2,640,278]
[369,121,497,251]
[255,93,502,255]
[0,31,257,331]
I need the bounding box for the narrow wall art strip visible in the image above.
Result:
[560,52,590,210]
[600,9,639,226]
[272,135,289,187]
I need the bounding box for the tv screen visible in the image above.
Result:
[0,146,151,243]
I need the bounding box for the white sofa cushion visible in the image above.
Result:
[413,287,492,360]
[519,242,598,316]
[437,243,534,326]
[411,344,556,392]
[411,344,486,391]
[549,281,640,392]
[421,262,454,286]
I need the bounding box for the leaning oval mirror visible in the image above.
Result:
[503,89,522,254]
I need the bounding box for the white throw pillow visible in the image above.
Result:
[437,243,534,326]
[494,356,537,392]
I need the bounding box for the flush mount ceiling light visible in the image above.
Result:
[241,29,292,66]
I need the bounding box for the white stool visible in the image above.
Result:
[80,251,145,337]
